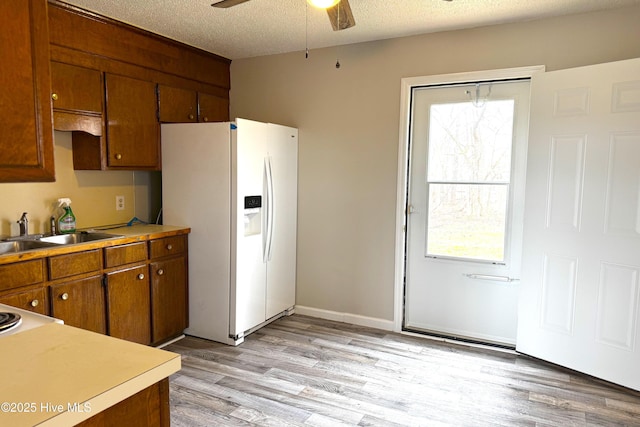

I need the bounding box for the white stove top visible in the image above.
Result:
[0,303,63,337]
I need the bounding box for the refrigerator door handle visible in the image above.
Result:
[267,157,275,261]
[264,156,275,262]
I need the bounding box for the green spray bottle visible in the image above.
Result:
[57,198,77,234]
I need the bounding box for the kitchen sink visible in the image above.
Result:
[0,240,59,255]
[38,232,124,245]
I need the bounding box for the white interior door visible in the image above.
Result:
[405,80,531,346]
[516,58,640,390]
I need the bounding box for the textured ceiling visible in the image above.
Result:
[60,0,640,59]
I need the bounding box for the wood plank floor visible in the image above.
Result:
[164,315,640,426]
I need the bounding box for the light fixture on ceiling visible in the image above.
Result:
[307,0,340,8]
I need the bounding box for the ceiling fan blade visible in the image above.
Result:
[211,0,251,8]
[326,0,355,31]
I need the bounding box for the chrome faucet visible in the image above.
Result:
[17,212,29,236]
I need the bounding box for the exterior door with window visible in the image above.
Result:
[405,80,531,345]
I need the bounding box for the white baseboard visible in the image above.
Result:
[294,305,394,331]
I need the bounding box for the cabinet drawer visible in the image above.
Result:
[149,235,186,259]
[104,242,147,268]
[0,287,47,315]
[0,260,45,292]
[49,249,102,280]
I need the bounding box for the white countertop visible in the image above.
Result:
[0,323,181,426]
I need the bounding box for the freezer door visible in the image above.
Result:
[161,122,234,344]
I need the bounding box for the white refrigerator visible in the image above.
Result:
[161,118,298,345]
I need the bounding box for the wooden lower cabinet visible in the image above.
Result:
[105,264,151,345]
[76,378,170,427]
[150,256,187,344]
[0,232,188,346]
[50,276,106,334]
[0,287,47,315]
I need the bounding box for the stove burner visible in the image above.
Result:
[0,312,22,332]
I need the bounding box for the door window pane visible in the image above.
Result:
[428,100,514,183]
[425,99,515,262]
[426,183,508,262]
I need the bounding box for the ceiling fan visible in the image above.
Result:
[211,0,356,31]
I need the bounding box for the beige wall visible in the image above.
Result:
[0,131,155,237]
[230,6,640,322]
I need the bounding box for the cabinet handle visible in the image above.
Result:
[115,153,122,160]
[51,93,59,101]
[203,116,209,122]
[157,269,164,276]
[61,293,69,301]
[30,299,39,307]
[137,273,145,280]
[166,244,173,251]
[188,114,195,120]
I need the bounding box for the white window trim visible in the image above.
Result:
[393,65,546,333]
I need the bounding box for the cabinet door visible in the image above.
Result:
[158,85,197,123]
[150,256,187,344]
[51,62,102,114]
[51,62,103,136]
[105,264,151,345]
[0,287,47,315]
[0,0,54,182]
[50,276,106,334]
[198,92,229,123]
[105,74,160,169]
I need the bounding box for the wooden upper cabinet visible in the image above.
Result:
[51,62,102,113]
[0,0,54,182]
[198,92,229,123]
[51,62,103,136]
[158,85,198,123]
[105,74,160,169]
[159,87,229,123]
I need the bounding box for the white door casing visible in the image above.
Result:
[516,58,640,390]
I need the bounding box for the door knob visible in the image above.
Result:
[137,273,145,280]
[157,269,164,276]
[30,299,39,307]
[61,293,69,301]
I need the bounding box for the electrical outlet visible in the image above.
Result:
[116,195,125,211]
